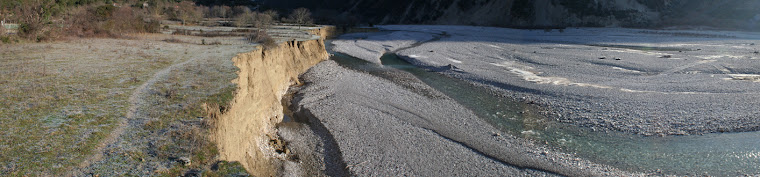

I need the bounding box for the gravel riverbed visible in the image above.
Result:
[284,60,636,176]
[333,25,760,136]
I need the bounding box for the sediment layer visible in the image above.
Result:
[215,39,328,176]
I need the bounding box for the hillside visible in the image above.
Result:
[263,0,760,30]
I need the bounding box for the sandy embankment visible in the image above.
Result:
[214,39,328,176]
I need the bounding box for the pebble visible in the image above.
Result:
[178,157,191,166]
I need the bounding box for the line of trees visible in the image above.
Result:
[0,0,183,41]
[205,5,311,27]
[0,0,315,42]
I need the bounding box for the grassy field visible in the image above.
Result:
[0,38,170,175]
[0,32,252,175]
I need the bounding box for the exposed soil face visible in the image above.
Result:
[215,39,328,176]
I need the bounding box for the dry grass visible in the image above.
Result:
[247,30,277,49]
[73,33,252,176]
[162,37,188,43]
[120,40,253,176]
[134,33,249,45]
[0,39,173,175]
[0,32,253,175]
[139,65,236,164]
[1,23,320,176]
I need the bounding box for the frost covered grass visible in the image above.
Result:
[0,33,253,176]
[0,39,173,175]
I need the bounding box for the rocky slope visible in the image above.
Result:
[264,0,760,30]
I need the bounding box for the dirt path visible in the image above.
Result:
[71,50,200,175]
[67,37,256,175]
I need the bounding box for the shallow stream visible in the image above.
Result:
[329,50,760,176]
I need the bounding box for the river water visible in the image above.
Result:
[329,50,760,176]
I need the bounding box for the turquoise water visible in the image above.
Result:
[330,52,760,176]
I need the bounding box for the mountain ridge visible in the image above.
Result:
[260,0,760,30]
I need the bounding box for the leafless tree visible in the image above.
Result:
[263,10,279,23]
[209,5,231,18]
[146,0,166,20]
[236,11,274,30]
[176,1,202,25]
[232,6,251,17]
[14,0,53,39]
[250,12,276,48]
[288,7,312,28]
[253,13,273,29]
[233,11,252,27]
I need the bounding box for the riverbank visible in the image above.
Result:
[214,38,328,176]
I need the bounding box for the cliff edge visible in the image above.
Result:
[214,39,329,176]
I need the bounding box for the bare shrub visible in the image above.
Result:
[172,29,192,35]
[231,6,251,17]
[247,30,277,49]
[253,12,273,30]
[163,1,202,25]
[110,6,152,34]
[233,11,252,27]
[176,1,203,25]
[144,21,161,33]
[0,36,12,44]
[288,7,312,27]
[14,0,54,40]
[263,10,279,23]
[163,37,186,43]
[92,4,115,21]
[67,5,159,37]
[235,11,275,29]
[67,6,102,37]
[146,0,166,20]
[204,40,221,45]
[208,5,231,18]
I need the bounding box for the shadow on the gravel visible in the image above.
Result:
[292,106,354,176]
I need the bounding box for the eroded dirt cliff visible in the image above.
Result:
[215,39,328,176]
